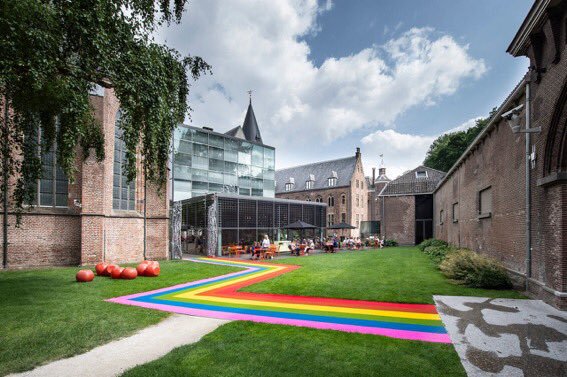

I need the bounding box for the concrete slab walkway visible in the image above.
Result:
[434,296,567,377]
[9,314,230,377]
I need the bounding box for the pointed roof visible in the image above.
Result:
[224,125,246,139]
[242,101,263,143]
[379,165,445,196]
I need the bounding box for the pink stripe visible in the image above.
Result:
[109,298,451,344]
[106,268,254,301]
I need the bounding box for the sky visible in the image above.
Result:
[157,0,533,179]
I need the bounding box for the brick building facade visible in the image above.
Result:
[434,0,567,308]
[375,166,445,245]
[1,88,169,268]
[275,148,367,237]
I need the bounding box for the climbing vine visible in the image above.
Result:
[0,0,210,221]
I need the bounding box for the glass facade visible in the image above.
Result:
[181,193,327,256]
[173,125,275,201]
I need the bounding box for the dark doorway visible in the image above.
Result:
[415,195,433,244]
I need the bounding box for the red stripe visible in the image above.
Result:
[200,263,437,313]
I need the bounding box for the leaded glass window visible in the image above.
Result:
[113,111,135,210]
[33,123,68,207]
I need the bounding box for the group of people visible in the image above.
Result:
[288,239,315,256]
[248,234,272,260]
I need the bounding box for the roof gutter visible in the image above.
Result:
[433,76,527,192]
[507,0,551,56]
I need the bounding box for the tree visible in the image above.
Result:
[423,109,496,172]
[0,0,211,220]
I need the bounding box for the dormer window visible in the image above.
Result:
[415,170,428,179]
[306,180,314,189]
[285,183,294,192]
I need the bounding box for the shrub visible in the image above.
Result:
[418,238,448,252]
[383,239,398,247]
[440,249,512,289]
[423,245,452,265]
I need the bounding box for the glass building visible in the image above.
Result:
[173,125,275,201]
[180,193,327,256]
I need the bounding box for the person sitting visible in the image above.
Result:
[304,239,315,255]
[288,241,301,256]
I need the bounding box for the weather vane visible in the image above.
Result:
[247,89,253,103]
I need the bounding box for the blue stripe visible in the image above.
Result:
[133,296,446,334]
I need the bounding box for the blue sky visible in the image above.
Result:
[158,0,533,178]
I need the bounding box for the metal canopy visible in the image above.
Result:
[327,222,356,229]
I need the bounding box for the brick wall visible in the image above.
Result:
[1,88,169,268]
[382,195,415,245]
[434,3,567,308]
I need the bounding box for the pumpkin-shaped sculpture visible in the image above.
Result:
[136,263,148,276]
[95,263,108,276]
[110,266,124,279]
[121,267,138,280]
[105,264,119,276]
[145,264,160,277]
[76,269,95,282]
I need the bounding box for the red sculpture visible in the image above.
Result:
[95,263,108,276]
[136,263,148,276]
[145,264,160,277]
[105,264,119,276]
[76,269,94,282]
[111,267,124,279]
[121,267,138,280]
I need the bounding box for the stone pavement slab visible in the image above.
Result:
[434,296,567,377]
[9,314,229,377]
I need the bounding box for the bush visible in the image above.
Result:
[423,245,453,264]
[383,239,398,247]
[440,249,512,289]
[418,238,448,252]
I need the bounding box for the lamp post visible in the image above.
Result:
[501,76,541,292]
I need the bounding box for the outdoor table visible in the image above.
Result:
[324,242,335,253]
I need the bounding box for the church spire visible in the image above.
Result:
[242,92,263,144]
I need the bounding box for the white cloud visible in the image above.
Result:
[361,116,484,179]
[157,1,486,171]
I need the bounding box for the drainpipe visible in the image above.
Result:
[143,163,147,261]
[3,98,8,269]
[525,81,532,292]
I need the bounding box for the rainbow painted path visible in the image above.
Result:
[107,258,451,343]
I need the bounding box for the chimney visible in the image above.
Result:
[372,168,376,188]
[355,147,360,158]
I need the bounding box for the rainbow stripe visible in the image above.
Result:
[107,258,450,343]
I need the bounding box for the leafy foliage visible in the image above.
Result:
[423,245,454,265]
[423,109,496,172]
[440,249,512,289]
[383,239,398,247]
[417,238,448,252]
[0,0,211,220]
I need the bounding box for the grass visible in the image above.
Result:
[122,322,465,377]
[121,247,523,377]
[0,260,239,376]
[242,247,525,303]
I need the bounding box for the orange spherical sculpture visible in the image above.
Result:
[105,264,119,276]
[121,267,138,280]
[136,263,148,276]
[140,260,151,265]
[76,269,95,282]
[111,267,124,279]
[95,263,108,276]
[145,264,160,277]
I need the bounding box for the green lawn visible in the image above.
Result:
[121,247,523,377]
[0,260,240,376]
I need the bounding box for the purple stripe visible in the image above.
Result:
[106,267,255,301]
[109,298,451,344]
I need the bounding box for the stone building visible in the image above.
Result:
[434,0,567,308]
[0,88,169,268]
[374,166,445,245]
[364,161,390,237]
[275,148,367,237]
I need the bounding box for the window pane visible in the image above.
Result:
[252,145,263,167]
[209,147,224,160]
[224,149,238,162]
[56,180,68,194]
[224,161,238,175]
[209,134,224,148]
[193,143,208,157]
[55,193,67,207]
[194,130,208,145]
[40,193,53,206]
[209,158,224,172]
[191,155,208,170]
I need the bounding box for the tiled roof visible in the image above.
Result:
[379,166,445,196]
[275,156,356,194]
[224,125,245,139]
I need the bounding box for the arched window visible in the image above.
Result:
[113,111,136,210]
[315,196,323,203]
[306,196,311,202]
[341,194,346,205]
[328,196,334,207]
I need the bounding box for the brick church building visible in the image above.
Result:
[1,88,169,268]
[435,0,567,308]
[275,148,367,237]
